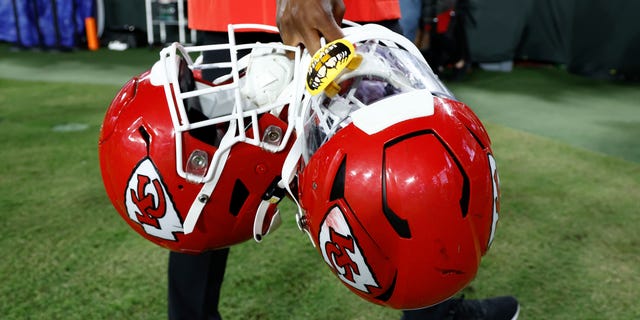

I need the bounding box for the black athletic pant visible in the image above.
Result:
[168,249,230,320]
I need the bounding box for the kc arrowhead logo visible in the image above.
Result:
[318,206,379,293]
[125,158,183,240]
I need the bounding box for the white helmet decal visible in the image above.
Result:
[125,158,183,240]
[318,206,380,293]
[488,153,500,247]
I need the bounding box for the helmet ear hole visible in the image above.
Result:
[229,179,250,217]
[138,126,151,145]
[329,157,347,201]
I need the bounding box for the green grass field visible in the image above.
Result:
[1,45,639,319]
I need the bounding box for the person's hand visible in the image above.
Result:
[276,0,345,54]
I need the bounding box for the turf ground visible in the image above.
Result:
[0,44,639,319]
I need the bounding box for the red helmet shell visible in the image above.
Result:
[99,71,290,253]
[298,96,500,309]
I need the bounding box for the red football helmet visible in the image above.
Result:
[99,25,303,253]
[293,24,501,309]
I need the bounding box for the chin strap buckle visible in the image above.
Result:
[253,178,286,242]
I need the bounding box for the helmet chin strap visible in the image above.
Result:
[279,137,316,247]
[253,191,283,243]
[251,175,286,242]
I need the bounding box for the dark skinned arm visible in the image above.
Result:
[276,0,345,54]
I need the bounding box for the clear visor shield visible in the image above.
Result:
[302,40,453,161]
[155,24,303,184]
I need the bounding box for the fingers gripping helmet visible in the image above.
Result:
[99,25,303,253]
[294,24,501,309]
